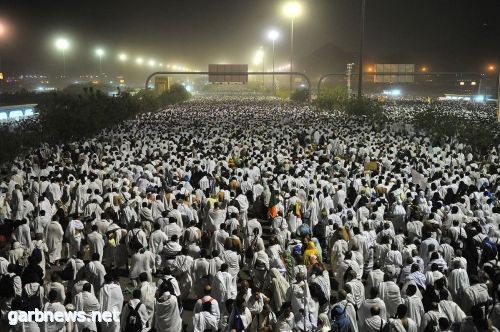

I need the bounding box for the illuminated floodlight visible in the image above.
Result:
[471,81,477,86]
[268,29,279,41]
[148,59,156,67]
[55,38,70,51]
[118,53,128,61]
[95,48,105,57]
[253,48,264,65]
[136,57,144,65]
[283,2,302,18]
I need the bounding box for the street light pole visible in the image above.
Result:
[497,71,500,122]
[478,74,484,96]
[62,49,66,78]
[99,55,103,75]
[272,38,276,95]
[267,29,279,95]
[357,0,366,100]
[290,17,294,94]
[262,55,265,90]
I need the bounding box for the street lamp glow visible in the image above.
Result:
[118,53,128,61]
[148,59,156,67]
[268,29,279,41]
[0,23,5,36]
[421,66,428,72]
[54,37,70,78]
[283,2,302,18]
[268,29,279,95]
[95,48,105,74]
[136,57,144,65]
[55,38,70,51]
[95,48,105,57]
[254,48,264,65]
[488,65,496,71]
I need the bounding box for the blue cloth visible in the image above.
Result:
[331,304,350,332]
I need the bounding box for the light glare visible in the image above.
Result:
[268,30,279,41]
[95,48,105,57]
[283,2,302,18]
[55,38,70,51]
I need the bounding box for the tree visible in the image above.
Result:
[158,83,190,107]
[315,86,349,112]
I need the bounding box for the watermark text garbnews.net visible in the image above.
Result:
[8,309,121,325]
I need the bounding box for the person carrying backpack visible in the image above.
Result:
[157,269,181,298]
[21,275,44,311]
[122,289,148,332]
[330,303,352,332]
[0,264,21,299]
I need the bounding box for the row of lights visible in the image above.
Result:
[367,65,496,73]
[53,37,196,74]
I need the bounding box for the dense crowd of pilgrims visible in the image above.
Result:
[0,98,499,332]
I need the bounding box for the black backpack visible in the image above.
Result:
[31,247,43,264]
[124,302,143,332]
[129,230,143,251]
[21,285,42,311]
[0,274,16,298]
[313,219,326,239]
[61,262,75,281]
[157,276,175,297]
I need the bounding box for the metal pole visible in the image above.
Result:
[290,17,294,95]
[357,0,366,100]
[99,55,103,75]
[62,50,66,78]
[262,55,265,90]
[497,71,500,122]
[478,74,483,96]
[272,39,276,95]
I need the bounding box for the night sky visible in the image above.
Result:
[0,0,499,77]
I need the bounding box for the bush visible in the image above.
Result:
[291,89,310,103]
[0,90,46,106]
[158,84,191,106]
[413,108,499,156]
[0,85,191,164]
[63,83,117,96]
[344,97,383,118]
[36,90,140,143]
[134,89,161,113]
[315,87,348,112]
